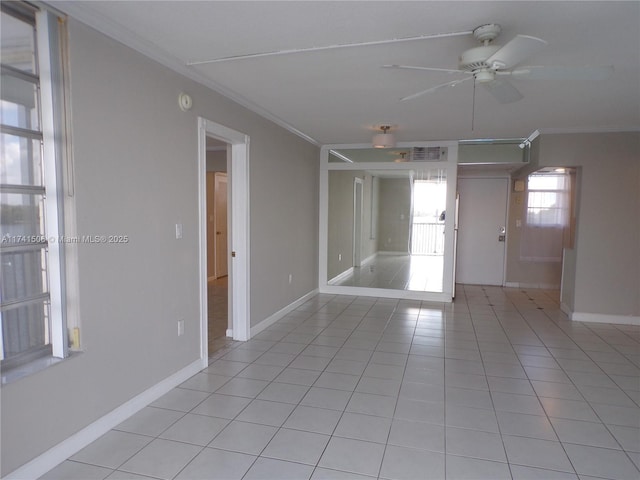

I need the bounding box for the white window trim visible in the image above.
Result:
[37,9,67,358]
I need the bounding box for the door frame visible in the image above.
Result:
[352,177,364,267]
[198,118,250,360]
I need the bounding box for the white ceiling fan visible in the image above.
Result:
[383,24,613,104]
[188,22,613,108]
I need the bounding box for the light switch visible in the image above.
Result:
[175,223,183,239]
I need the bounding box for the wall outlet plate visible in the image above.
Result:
[514,179,525,192]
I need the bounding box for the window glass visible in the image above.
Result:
[0,134,43,185]
[1,10,36,73]
[0,249,48,302]
[526,173,570,227]
[0,76,40,130]
[1,301,49,359]
[1,192,46,237]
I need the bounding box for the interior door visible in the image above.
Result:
[456,177,508,286]
[206,172,216,279]
[214,172,228,278]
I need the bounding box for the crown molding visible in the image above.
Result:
[52,2,320,147]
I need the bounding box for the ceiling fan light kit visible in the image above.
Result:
[373,125,396,148]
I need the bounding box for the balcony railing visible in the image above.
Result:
[411,222,444,255]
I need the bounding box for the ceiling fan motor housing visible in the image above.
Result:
[459,45,501,80]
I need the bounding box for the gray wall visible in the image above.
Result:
[1,20,319,475]
[505,179,564,288]
[378,178,412,253]
[536,132,639,317]
[459,143,526,164]
[206,149,227,172]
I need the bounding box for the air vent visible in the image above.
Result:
[410,147,446,162]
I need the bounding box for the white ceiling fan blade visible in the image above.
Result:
[401,76,473,102]
[382,64,468,75]
[482,77,523,103]
[486,35,547,70]
[188,30,473,66]
[509,65,614,80]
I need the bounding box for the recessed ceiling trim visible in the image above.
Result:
[537,126,640,134]
[54,1,321,147]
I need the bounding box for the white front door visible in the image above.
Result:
[456,177,508,286]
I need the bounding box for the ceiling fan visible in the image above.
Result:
[188,22,613,108]
[383,24,613,104]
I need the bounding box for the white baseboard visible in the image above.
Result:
[504,282,560,289]
[250,289,319,337]
[360,252,377,266]
[570,311,640,326]
[328,268,354,286]
[5,358,206,480]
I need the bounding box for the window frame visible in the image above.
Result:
[525,172,570,228]
[1,2,68,369]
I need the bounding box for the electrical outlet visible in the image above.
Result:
[338,254,342,261]
[175,223,183,239]
[177,319,184,336]
[288,274,292,284]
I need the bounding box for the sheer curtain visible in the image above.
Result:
[521,172,571,262]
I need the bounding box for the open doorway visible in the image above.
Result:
[198,118,250,361]
[205,138,229,353]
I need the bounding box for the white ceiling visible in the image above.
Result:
[56,1,640,145]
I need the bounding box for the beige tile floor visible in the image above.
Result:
[208,276,229,350]
[41,285,640,480]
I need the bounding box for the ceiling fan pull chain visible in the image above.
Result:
[471,80,476,131]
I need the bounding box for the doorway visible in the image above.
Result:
[198,118,250,361]
[456,177,509,285]
[206,149,229,351]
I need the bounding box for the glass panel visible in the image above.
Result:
[0,134,42,185]
[1,300,49,359]
[1,74,40,130]
[1,11,36,74]
[327,168,446,292]
[0,192,45,238]
[1,248,48,303]
[330,148,444,163]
